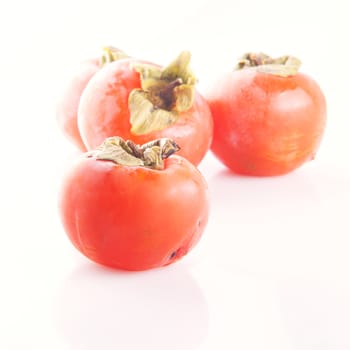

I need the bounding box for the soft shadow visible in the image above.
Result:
[54,262,209,350]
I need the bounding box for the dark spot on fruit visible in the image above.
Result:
[169,251,177,259]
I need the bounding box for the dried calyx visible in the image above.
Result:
[235,52,302,77]
[100,46,129,67]
[129,51,197,135]
[87,136,180,170]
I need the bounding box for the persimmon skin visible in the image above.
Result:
[58,154,209,271]
[56,59,100,151]
[205,69,327,176]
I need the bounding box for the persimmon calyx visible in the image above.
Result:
[100,46,129,67]
[87,136,180,170]
[129,51,196,135]
[235,52,302,77]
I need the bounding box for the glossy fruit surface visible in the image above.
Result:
[58,137,209,270]
[205,53,327,176]
[78,52,213,165]
[56,47,129,151]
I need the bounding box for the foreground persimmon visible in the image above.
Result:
[58,137,209,271]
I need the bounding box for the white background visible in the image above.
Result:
[1,0,350,349]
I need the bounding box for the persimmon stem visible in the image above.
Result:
[129,51,196,135]
[156,78,183,110]
[100,46,129,67]
[87,137,180,170]
[235,52,302,77]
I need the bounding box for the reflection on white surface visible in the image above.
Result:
[54,262,209,350]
